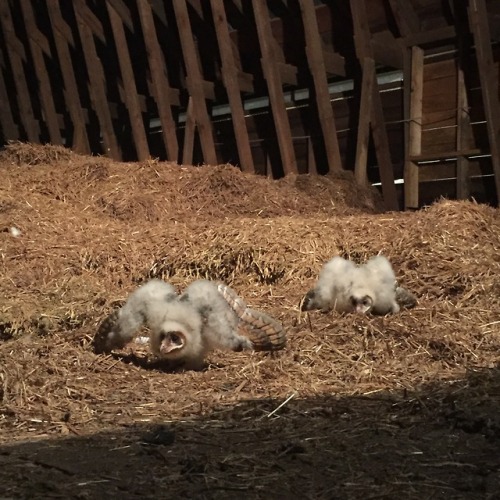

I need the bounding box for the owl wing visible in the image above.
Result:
[217,284,286,351]
[395,285,418,309]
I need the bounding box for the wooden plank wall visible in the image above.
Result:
[0,0,499,209]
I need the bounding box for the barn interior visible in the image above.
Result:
[1,1,500,498]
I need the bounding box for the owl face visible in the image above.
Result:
[159,330,186,356]
[350,294,373,314]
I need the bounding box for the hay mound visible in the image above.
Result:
[0,140,76,166]
[0,142,384,220]
[0,143,499,498]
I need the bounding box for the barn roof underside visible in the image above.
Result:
[0,0,499,209]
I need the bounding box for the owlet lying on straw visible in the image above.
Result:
[94,279,286,370]
[300,255,417,315]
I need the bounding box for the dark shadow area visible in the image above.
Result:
[1,366,499,499]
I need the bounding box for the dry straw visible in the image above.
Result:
[0,143,499,497]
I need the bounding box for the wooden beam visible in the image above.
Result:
[350,0,398,210]
[137,1,179,162]
[404,46,424,209]
[354,57,375,185]
[172,0,217,166]
[73,0,121,159]
[107,2,150,160]
[467,0,500,203]
[19,0,62,145]
[47,0,90,154]
[388,0,420,37]
[0,62,19,139]
[106,0,134,32]
[403,26,456,47]
[0,1,39,141]
[299,0,343,172]
[210,0,254,173]
[322,48,346,77]
[252,0,297,175]
[371,32,403,69]
[456,44,474,199]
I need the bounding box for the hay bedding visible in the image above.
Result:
[0,143,499,498]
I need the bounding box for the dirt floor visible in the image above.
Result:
[0,142,499,499]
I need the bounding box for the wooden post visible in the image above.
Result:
[467,0,500,203]
[456,44,474,199]
[210,0,254,173]
[136,1,179,163]
[107,2,150,161]
[47,0,90,154]
[354,57,375,185]
[252,0,298,175]
[404,46,424,209]
[172,0,217,166]
[298,0,343,172]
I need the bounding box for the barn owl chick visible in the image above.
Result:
[349,255,400,315]
[300,256,357,312]
[94,279,286,370]
[301,255,402,315]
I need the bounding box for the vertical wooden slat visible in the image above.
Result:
[456,51,472,199]
[18,0,62,145]
[467,0,500,202]
[404,46,423,209]
[252,0,298,176]
[0,1,39,141]
[299,0,343,172]
[46,0,90,154]
[210,0,254,173]
[369,69,399,210]
[354,57,375,185]
[107,3,149,161]
[73,0,121,159]
[136,1,179,162]
[172,0,217,166]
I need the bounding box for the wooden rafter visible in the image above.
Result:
[106,1,150,161]
[172,0,217,166]
[46,0,90,154]
[252,0,298,176]
[19,0,62,145]
[210,0,254,173]
[73,0,121,159]
[350,0,398,210]
[0,58,18,139]
[388,0,420,37]
[298,0,343,172]
[136,1,179,163]
[0,1,39,141]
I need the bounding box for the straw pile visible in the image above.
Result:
[0,142,499,498]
